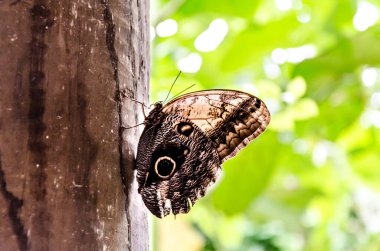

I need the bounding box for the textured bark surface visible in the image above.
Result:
[0,1,149,250]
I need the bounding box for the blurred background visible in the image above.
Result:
[148,0,380,250]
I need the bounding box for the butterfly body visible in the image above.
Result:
[136,90,270,218]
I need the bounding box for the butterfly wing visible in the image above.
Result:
[162,90,271,162]
[136,113,220,218]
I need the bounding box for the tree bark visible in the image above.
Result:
[0,1,149,250]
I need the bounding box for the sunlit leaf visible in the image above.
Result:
[221,15,301,71]
[270,112,295,131]
[287,77,307,100]
[211,132,279,215]
[290,98,319,120]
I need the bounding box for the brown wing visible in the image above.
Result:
[162,90,270,162]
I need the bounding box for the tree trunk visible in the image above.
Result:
[0,1,149,250]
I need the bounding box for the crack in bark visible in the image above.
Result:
[101,0,128,197]
[0,153,29,251]
[28,3,54,249]
[101,2,132,249]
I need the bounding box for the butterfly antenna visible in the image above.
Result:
[167,83,196,103]
[128,97,150,109]
[163,71,182,103]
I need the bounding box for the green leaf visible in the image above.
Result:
[211,132,279,215]
[289,98,319,120]
[287,77,307,100]
[221,15,301,71]
[178,0,262,18]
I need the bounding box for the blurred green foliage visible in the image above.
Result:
[150,0,380,250]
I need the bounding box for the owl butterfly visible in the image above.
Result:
[136,90,270,218]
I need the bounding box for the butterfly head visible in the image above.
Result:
[144,102,164,125]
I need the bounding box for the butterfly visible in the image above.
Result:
[135,90,270,218]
